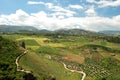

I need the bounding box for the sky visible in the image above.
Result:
[0,0,120,31]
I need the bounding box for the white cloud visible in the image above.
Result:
[98,0,120,7]
[46,4,76,15]
[86,0,96,3]
[87,0,120,7]
[31,11,47,18]
[0,9,29,25]
[68,5,83,10]
[0,9,120,31]
[28,1,44,5]
[49,11,73,18]
[28,1,76,17]
[85,6,97,16]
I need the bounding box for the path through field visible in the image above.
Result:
[15,50,31,73]
[62,62,86,80]
[15,49,85,80]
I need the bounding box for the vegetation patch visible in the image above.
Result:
[22,39,39,46]
[81,57,120,80]
[0,36,36,80]
[79,44,120,53]
[60,51,84,64]
[36,46,59,55]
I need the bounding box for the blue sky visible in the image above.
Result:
[0,0,120,31]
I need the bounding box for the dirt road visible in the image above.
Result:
[62,62,86,80]
[15,50,31,73]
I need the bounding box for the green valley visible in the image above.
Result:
[1,33,120,80]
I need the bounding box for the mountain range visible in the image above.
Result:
[99,30,120,35]
[0,25,120,35]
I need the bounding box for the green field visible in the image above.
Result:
[20,39,40,46]
[2,34,120,80]
[19,52,81,80]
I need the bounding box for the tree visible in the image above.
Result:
[21,41,26,49]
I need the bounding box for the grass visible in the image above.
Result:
[26,46,40,51]
[19,39,40,46]
[19,52,82,80]
[113,54,120,61]
[2,34,25,40]
[36,46,59,55]
[17,37,65,48]
[79,44,120,53]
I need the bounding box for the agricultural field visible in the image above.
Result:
[2,34,120,80]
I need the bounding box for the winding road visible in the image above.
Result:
[15,50,31,73]
[62,62,86,80]
[15,49,86,80]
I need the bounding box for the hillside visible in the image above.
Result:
[78,44,120,78]
[0,36,36,80]
[54,29,97,35]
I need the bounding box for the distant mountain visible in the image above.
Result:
[99,30,120,35]
[39,29,51,33]
[0,25,99,35]
[0,25,38,33]
[54,29,97,35]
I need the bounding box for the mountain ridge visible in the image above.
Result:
[99,30,120,35]
[0,25,38,32]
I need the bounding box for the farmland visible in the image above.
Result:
[2,34,120,80]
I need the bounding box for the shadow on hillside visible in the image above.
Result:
[23,73,36,80]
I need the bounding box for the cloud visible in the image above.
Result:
[28,1,76,17]
[87,0,120,7]
[0,9,120,31]
[98,0,120,7]
[49,12,73,19]
[85,6,97,16]
[46,3,76,16]
[68,5,83,10]
[86,0,95,3]
[0,9,29,25]
[28,1,44,5]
